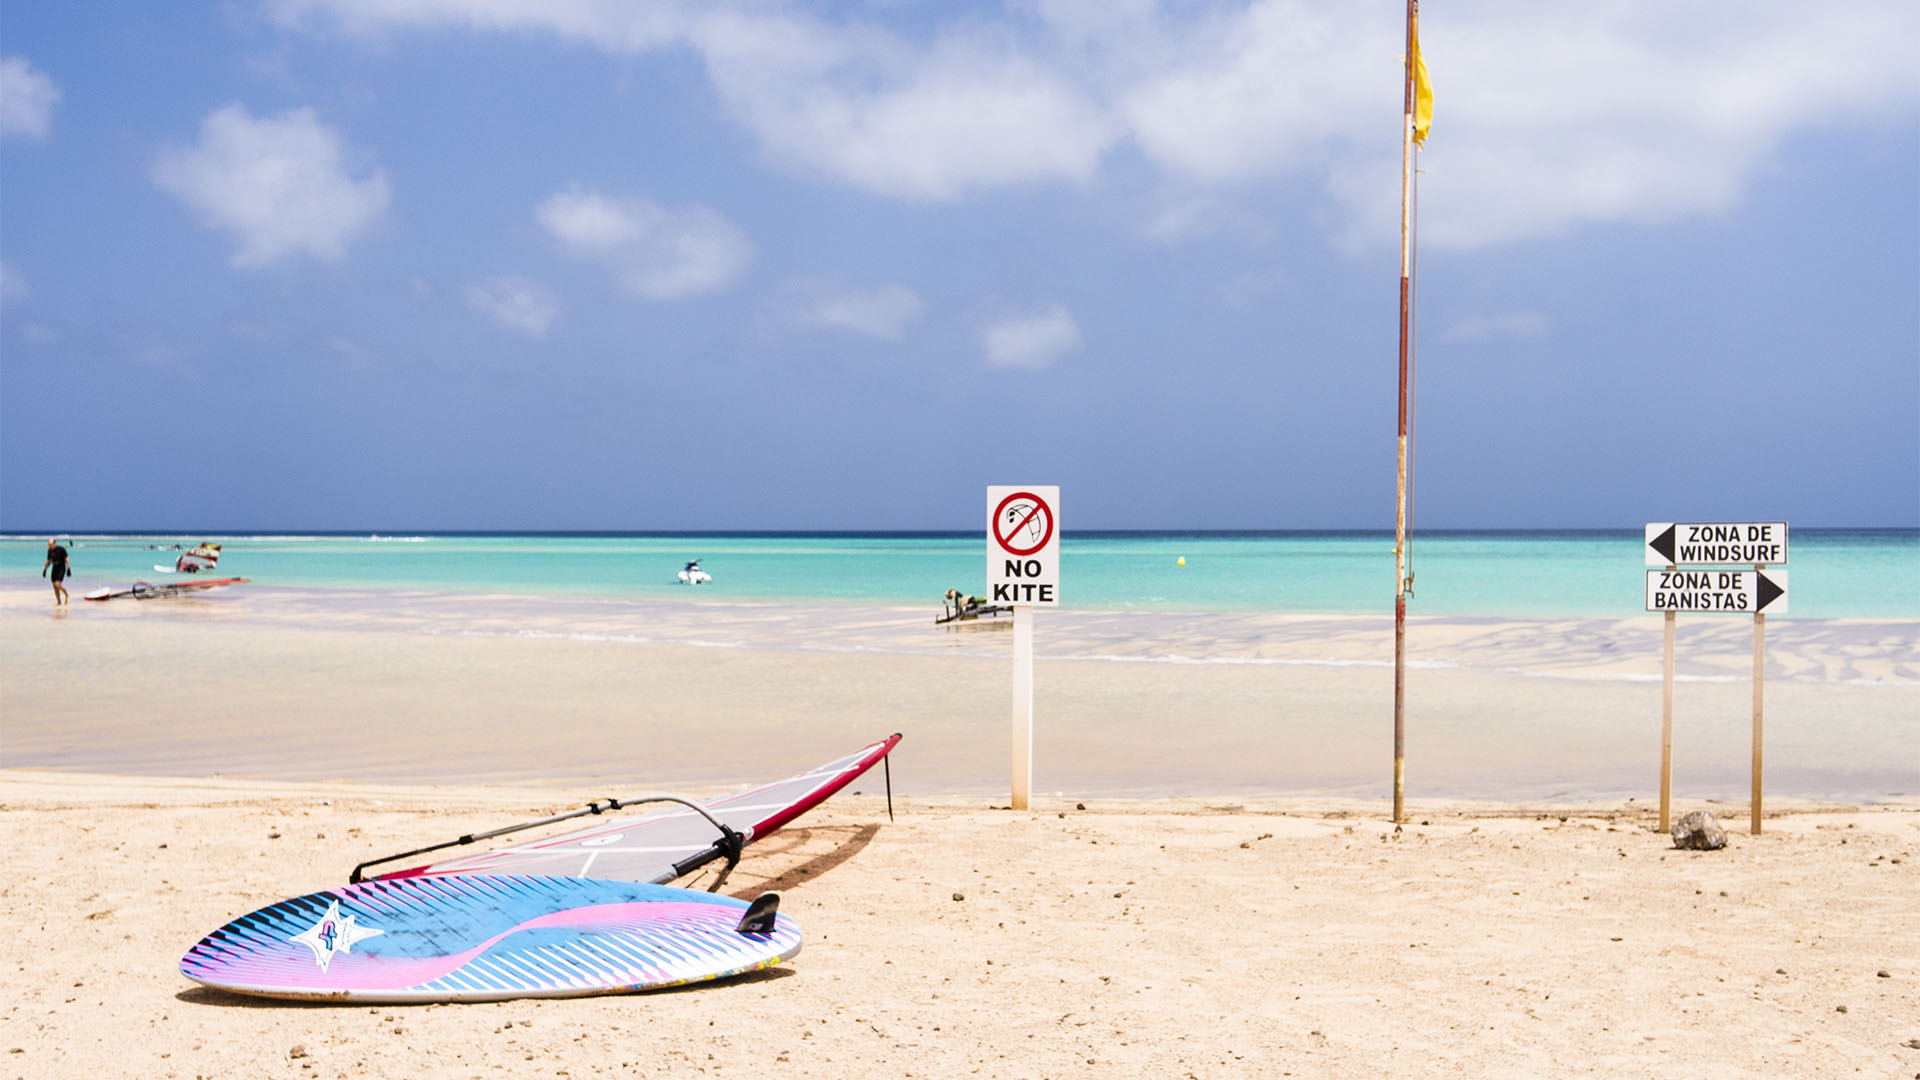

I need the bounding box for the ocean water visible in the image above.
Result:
[8,530,1916,619]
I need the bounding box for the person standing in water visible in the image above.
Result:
[41,538,71,605]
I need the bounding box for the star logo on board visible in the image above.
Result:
[289,899,384,972]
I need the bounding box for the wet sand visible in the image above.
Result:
[2,585,1914,800]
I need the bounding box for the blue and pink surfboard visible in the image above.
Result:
[181,737,900,1003]
[181,874,799,1003]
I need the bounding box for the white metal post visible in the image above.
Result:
[1011,605,1034,810]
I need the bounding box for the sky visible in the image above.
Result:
[1,0,1915,532]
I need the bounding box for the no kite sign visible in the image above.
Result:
[987,484,1059,813]
[987,486,1060,605]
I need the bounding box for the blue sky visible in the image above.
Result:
[2,1,1915,531]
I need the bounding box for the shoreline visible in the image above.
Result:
[3,770,1915,1078]
[5,585,1914,800]
[6,582,1915,678]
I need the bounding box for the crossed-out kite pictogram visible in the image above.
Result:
[992,491,1054,558]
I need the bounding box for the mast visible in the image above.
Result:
[1393,0,1419,825]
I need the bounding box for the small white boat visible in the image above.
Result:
[677,560,711,585]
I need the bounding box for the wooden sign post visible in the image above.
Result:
[1752,595,1765,835]
[1661,579,1675,833]
[1644,522,1788,835]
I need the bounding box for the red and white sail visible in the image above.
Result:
[374,735,902,885]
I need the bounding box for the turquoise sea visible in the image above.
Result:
[9,530,1916,619]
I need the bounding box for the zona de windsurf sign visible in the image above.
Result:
[1644,521,1789,837]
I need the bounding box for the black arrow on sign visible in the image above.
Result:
[1648,524,1676,564]
[1755,571,1786,612]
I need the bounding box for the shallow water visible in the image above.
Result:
[9,529,1917,618]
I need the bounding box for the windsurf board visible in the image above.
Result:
[85,577,248,601]
[180,875,798,1003]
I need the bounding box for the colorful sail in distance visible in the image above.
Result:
[177,542,221,573]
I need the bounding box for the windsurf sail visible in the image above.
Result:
[353,734,902,887]
[176,542,221,573]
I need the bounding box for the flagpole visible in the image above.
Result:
[1393,0,1418,825]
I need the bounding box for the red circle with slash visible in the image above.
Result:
[992,492,1055,557]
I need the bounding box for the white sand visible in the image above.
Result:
[1,772,1915,1078]
[3,585,1917,1076]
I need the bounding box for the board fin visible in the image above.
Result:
[736,892,780,935]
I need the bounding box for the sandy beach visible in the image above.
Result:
[2,771,1916,1078]
[3,585,1917,1077]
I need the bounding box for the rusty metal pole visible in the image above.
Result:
[1392,0,1418,825]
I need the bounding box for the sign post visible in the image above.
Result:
[1753,597,1766,835]
[988,486,1059,811]
[1661,587,1675,833]
[1644,522,1788,835]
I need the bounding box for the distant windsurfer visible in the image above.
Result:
[176,542,220,573]
[42,538,71,605]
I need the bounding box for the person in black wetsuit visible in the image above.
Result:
[41,538,71,606]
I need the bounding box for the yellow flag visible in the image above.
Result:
[1411,19,1433,145]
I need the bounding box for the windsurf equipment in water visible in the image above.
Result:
[180,875,799,1003]
[155,542,221,574]
[678,559,711,584]
[937,588,1012,624]
[352,734,901,886]
[83,577,248,601]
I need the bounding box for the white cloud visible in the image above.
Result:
[1169,1,1920,252]
[1442,310,1550,343]
[983,304,1081,371]
[1124,4,1378,185]
[468,275,562,337]
[151,104,390,268]
[1363,4,1919,250]
[536,188,751,300]
[272,1,1920,250]
[699,25,1114,200]
[0,261,27,306]
[788,281,924,340]
[0,57,60,139]
[274,2,1114,201]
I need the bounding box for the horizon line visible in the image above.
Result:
[7,526,1916,540]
